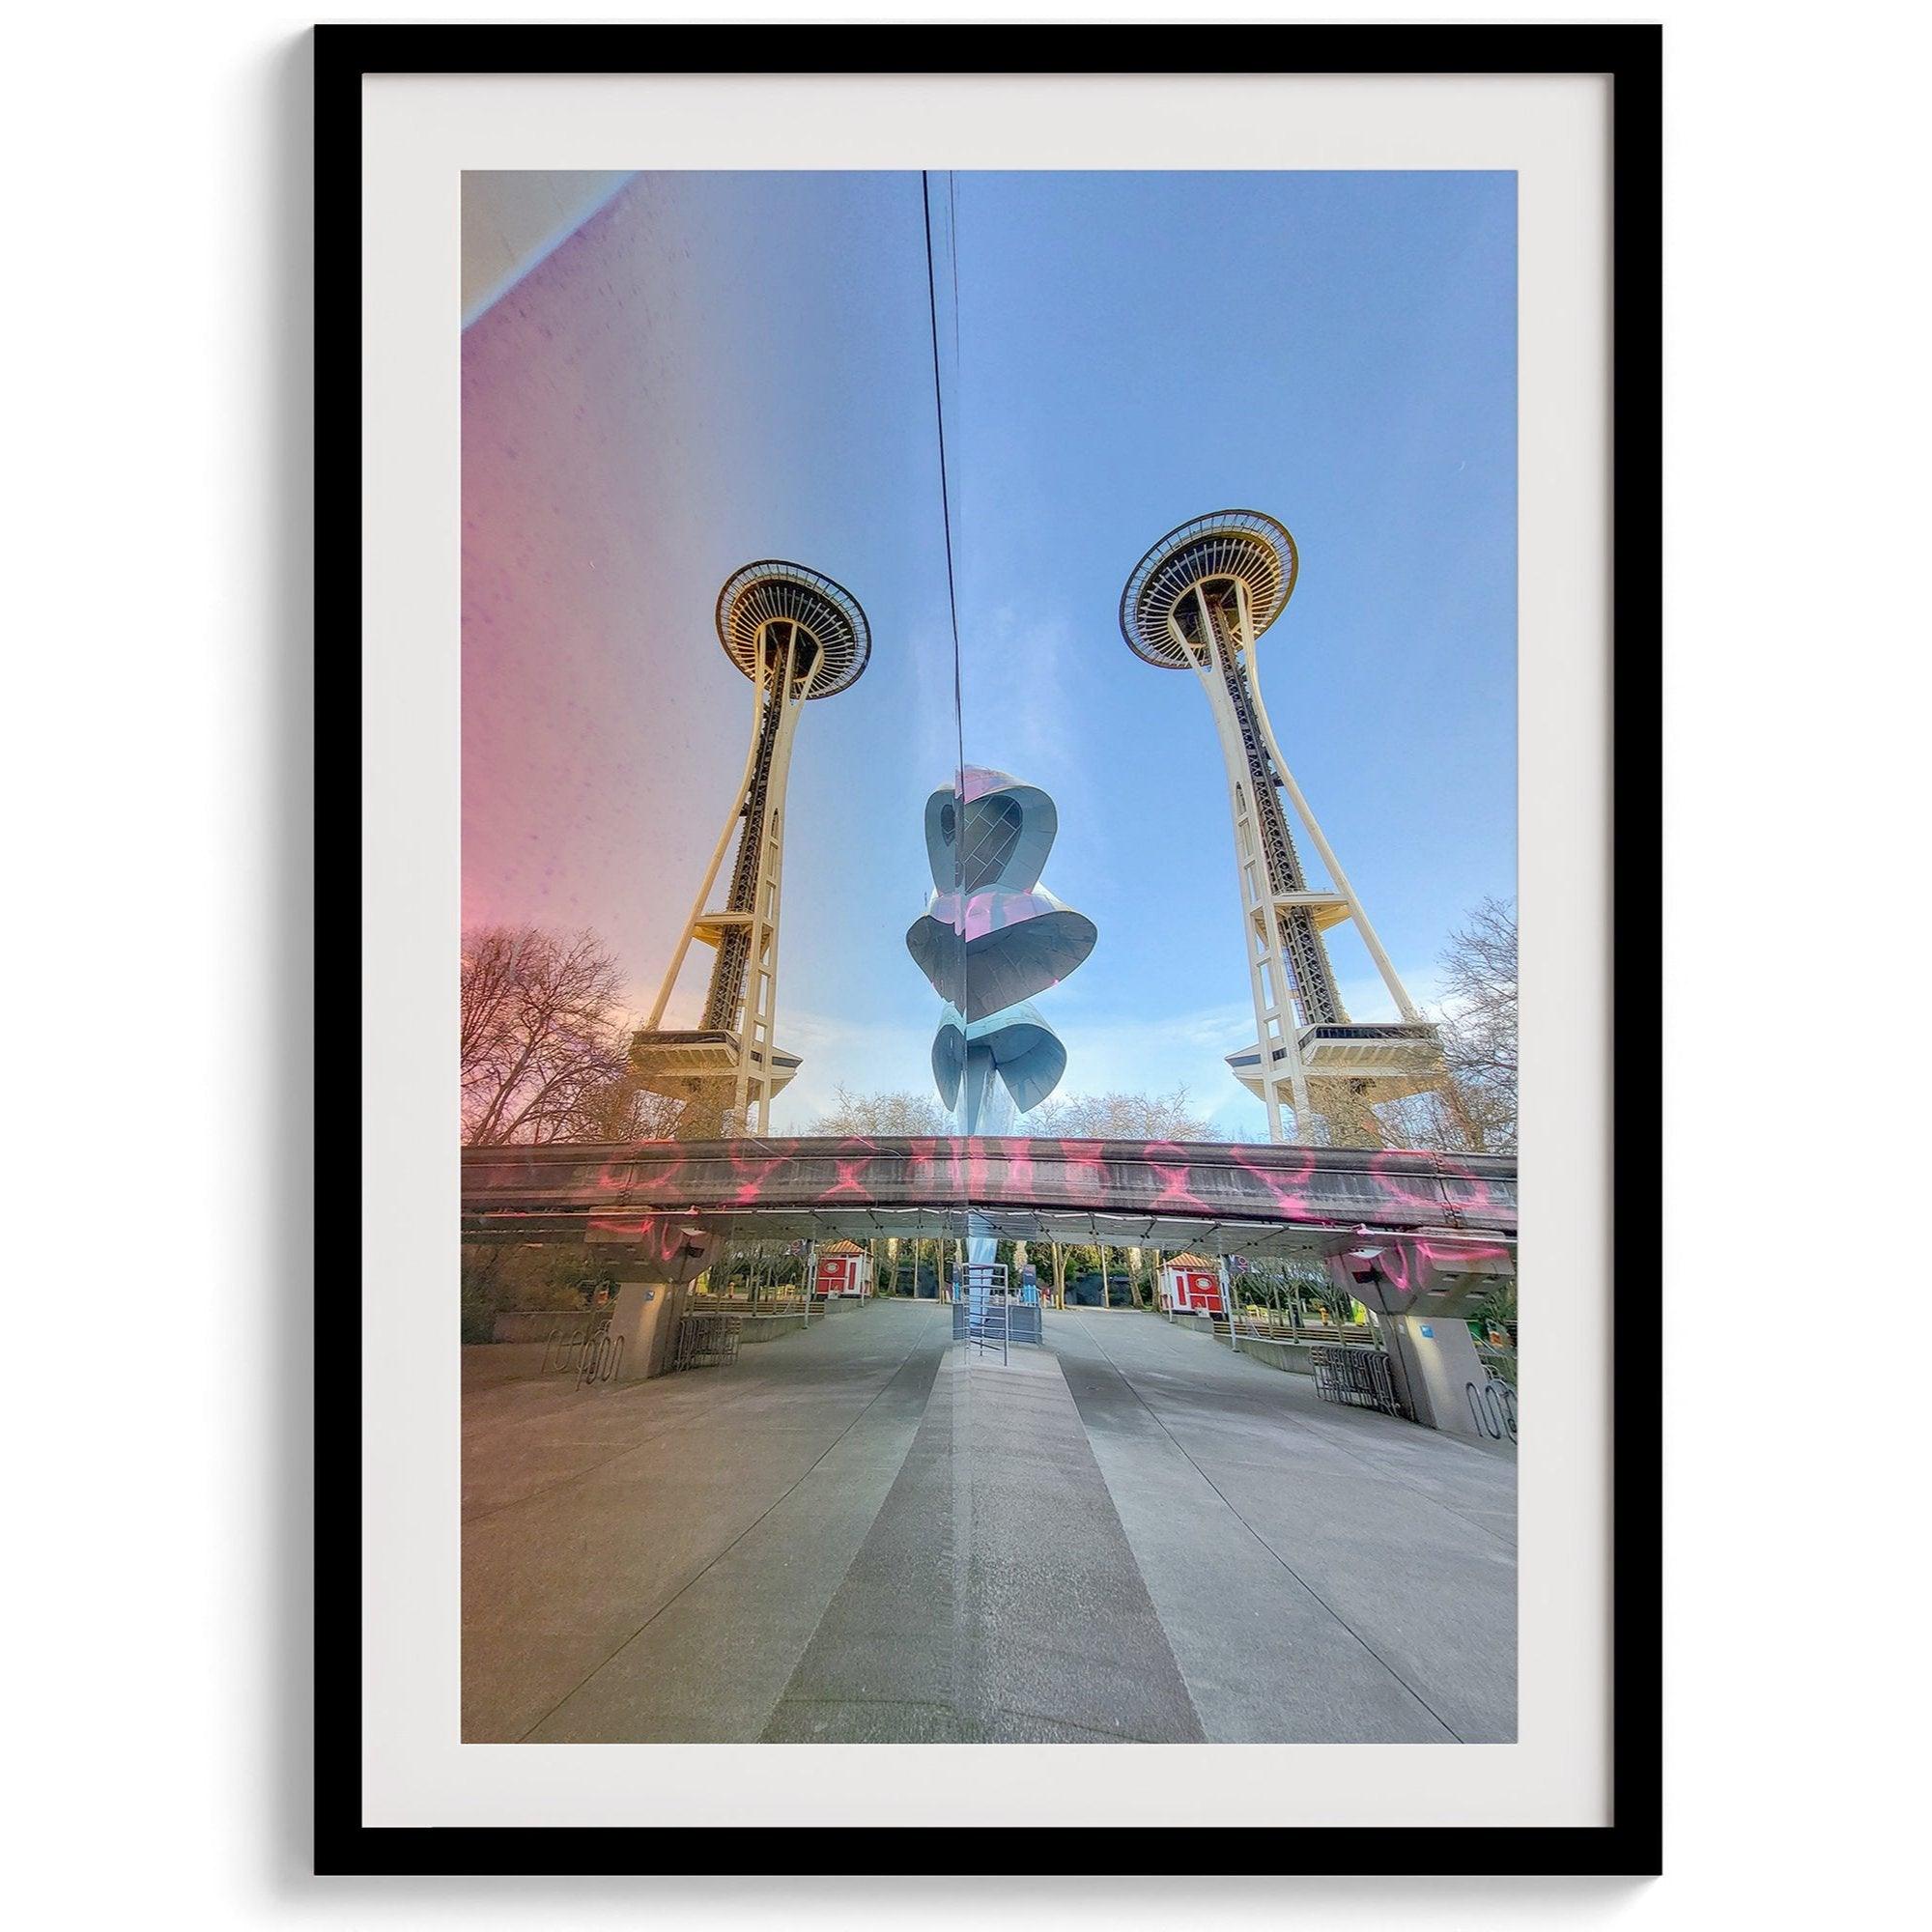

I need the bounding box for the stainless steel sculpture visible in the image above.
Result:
[907,766,1094,1138]
[1121,510,1449,1145]
[633,561,869,1135]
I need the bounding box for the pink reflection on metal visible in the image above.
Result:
[463,1138,1515,1282]
[960,1134,1042,1208]
[927,887,1063,944]
[903,1136,964,1207]
[992,1135,1036,1200]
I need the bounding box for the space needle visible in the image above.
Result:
[632,560,870,1136]
[1120,510,1451,1145]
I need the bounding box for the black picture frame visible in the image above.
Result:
[317,23,1661,1880]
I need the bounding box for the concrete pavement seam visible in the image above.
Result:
[461,1330,918,1527]
[1063,1312,1468,1745]
[510,1321,945,1742]
[1086,1321,1519,1553]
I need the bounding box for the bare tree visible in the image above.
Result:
[1425,895,1518,1154]
[1023,1084,1214,1141]
[810,1086,951,1136]
[560,1073,693,1143]
[807,1080,1228,1141]
[460,924,633,1146]
[1311,1081,1394,1151]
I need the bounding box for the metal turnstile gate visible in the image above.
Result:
[954,1262,1009,1365]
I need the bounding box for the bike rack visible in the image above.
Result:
[1464,1376,1519,1444]
[576,1330,624,1389]
[671,1311,744,1373]
[540,1316,610,1377]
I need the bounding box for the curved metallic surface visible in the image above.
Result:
[907,909,1097,1023]
[923,884,1076,945]
[714,559,871,697]
[910,766,1094,1020]
[911,767,1094,1136]
[1119,509,1297,668]
[931,1001,1067,1115]
[923,769,1058,894]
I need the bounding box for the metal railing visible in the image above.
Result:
[1309,1344,1404,1416]
[1474,1341,1518,1390]
[693,1291,809,1313]
[671,1311,743,1373]
[1218,1306,1379,1347]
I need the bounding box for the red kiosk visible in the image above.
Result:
[812,1238,871,1299]
[1158,1252,1225,1316]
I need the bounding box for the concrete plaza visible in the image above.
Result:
[462,1299,1516,1745]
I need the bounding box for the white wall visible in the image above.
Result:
[6,1,1926,1924]
[460,170,635,325]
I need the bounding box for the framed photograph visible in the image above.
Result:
[324,25,1659,1875]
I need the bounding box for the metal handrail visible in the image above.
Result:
[672,1309,744,1373]
[957,1263,1010,1365]
[1217,1306,1378,1349]
[1309,1344,1404,1416]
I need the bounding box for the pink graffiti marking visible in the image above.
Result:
[727,1141,790,1206]
[593,1149,688,1201]
[1350,1233,1516,1298]
[1368,1150,1499,1221]
[816,1135,881,1204]
[1142,1141,1212,1216]
[1228,1142,1320,1221]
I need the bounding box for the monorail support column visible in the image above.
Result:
[1326,1244,1502,1444]
[1380,1309,1489,1439]
[605,1279,685,1381]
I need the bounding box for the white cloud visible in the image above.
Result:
[958,604,1084,789]
[904,617,964,791]
[632,965,1453,1143]
[1041,960,1448,1135]
[767,1008,943,1132]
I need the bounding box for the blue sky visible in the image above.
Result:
[463,169,1516,1137]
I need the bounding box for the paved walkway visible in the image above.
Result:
[462,1300,1515,1744]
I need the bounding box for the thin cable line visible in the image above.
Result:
[921,169,966,761]
[922,168,971,1086]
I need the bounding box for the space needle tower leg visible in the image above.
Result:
[1244,665,1422,1023]
[1120,512,1452,1148]
[631,561,871,1140]
[645,652,771,1034]
[1190,581,1320,1142]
